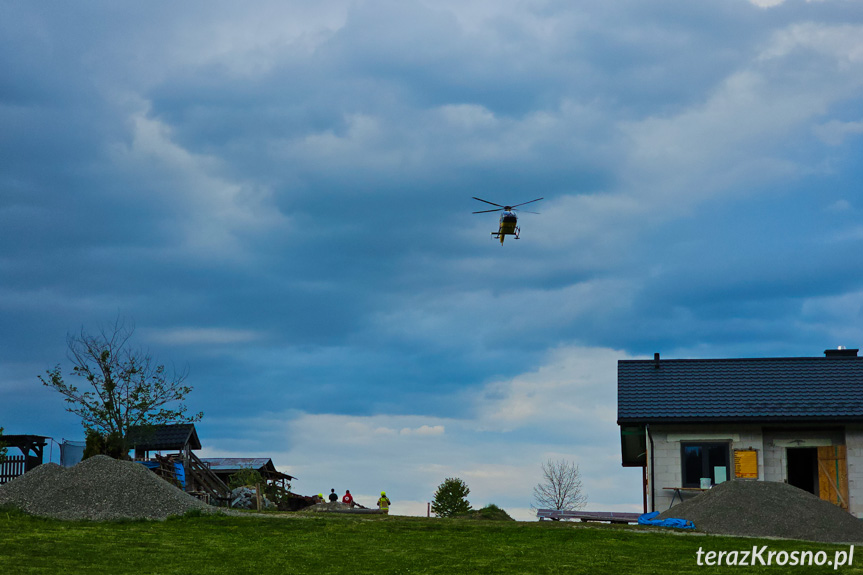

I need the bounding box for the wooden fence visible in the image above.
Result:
[0,455,26,484]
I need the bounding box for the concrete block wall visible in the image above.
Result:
[646,424,763,513]
[761,428,845,485]
[645,427,678,512]
[762,439,784,483]
[645,425,860,516]
[845,426,863,518]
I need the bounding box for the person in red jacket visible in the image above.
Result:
[342,490,354,507]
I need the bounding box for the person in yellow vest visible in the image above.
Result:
[377,491,391,514]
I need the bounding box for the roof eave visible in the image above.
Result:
[618,416,863,425]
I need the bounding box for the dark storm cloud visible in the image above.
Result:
[3,0,863,515]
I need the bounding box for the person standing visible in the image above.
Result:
[343,490,354,507]
[377,491,391,514]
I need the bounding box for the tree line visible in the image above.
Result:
[431,459,586,518]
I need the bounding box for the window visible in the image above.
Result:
[681,442,730,488]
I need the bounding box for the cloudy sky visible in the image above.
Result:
[2,0,863,520]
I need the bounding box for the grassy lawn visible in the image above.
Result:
[1,508,862,574]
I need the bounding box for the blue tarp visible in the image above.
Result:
[638,511,695,529]
[173,462,185,489]
[137,460,186,489]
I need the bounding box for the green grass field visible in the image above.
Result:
[1,508,861,574]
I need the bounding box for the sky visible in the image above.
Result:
[2,0,863,521]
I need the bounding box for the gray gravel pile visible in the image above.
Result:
[0,455,213,520]
[658,480,863,543]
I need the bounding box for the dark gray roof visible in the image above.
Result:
[618,355,863,424]
[126,424,201,451]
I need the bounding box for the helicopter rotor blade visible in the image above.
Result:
[513,209,540,214]
[472,197,505,208]
[472,208,504,214]
[510,197,544,208]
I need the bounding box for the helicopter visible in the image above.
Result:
[472,197,543,244]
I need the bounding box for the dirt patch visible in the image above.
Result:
[658,480,863,543]
[0,455,213,521]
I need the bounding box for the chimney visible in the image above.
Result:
[824,347,859,358]
[654,352,660,368]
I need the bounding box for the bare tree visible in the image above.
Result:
[39,318,201,450]
[532,459,587,511]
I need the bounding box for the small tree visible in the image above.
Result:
[431,477,472,517]
[533,459,587,511]
[39,318,202,456]
[228,467,265,490]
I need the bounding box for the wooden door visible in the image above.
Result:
[817,445,849,510]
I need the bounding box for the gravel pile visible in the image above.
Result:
[0,455,213,521]
[658,480,863,543]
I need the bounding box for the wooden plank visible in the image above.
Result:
[535,509,641,523]
[817,445,849,510]
[185,451,231,503]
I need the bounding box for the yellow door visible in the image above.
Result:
[817,445,849,510]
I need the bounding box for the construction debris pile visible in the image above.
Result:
[0,455,213,521]
[231,486,276,510]
[658,480,863,543]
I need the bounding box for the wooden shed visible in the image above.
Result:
[127,424,230,504]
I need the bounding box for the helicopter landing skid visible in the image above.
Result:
[491,228,520,240]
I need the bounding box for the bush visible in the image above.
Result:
[82,429,128,460]
[263,484,292,509]
[432,477,472,518]
[457,504,515,521]
[227,468,265,490]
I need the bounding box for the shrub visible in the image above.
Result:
[474,504,515,521]
[82,428,128,460]
[228,468,264,490]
